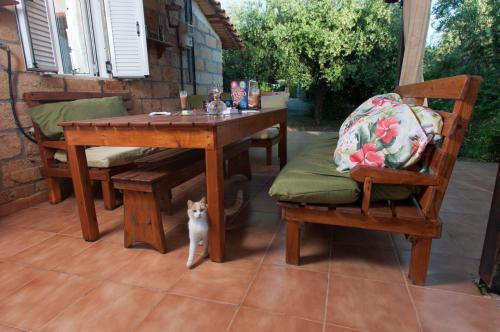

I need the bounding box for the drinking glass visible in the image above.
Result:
[179,90,188,111]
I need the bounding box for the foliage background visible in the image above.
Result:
[223,0,499,161]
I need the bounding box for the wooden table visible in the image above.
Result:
[61,108,287,262]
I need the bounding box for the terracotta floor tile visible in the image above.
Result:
[110,249,187,291]
[169,259,257,304]
[233,208,281,233]
[243,265,328,321]
[246,190,281,214]
[53,241,140,279]
[136,294,236,332]
[331,226,394,248]
[392,230,463,257]
[325,324,364,332]
[8,235,92,269]
[326,275,420,332]
[225,228,276,263]
[0,324,25,332]
[0,270,99,331]
[229,307,323,332]
[263,224,331,273]
[398,250,482,295]
[0,227,54,260]
[410,286,498,332]
[39,281,163,332]
[0,206,78,233]
[0,262,45,299]
[330,244,404,283]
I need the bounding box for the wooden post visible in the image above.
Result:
[205,146,225,262]
[479,165,500,291]
[279,120,287,169]
[66,144,99,241]
[408,237,432,285]
[286,220,301,265]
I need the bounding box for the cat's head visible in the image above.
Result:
[187,197,207,220]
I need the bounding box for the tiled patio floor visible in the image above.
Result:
[0,130,498,332]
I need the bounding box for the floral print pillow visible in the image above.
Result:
[334,94,443,172]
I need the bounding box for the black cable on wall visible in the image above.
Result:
[0,42,37,144]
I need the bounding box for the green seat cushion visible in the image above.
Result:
[268,133,418,205]
[27,96,127,139]
[187,95,208,109]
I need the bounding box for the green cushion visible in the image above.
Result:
[268,133,418,205]
[187,95,208,109]
[27,96,127,139]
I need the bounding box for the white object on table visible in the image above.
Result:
[149,112,172,116]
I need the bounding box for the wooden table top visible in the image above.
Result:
[59,108,286,128]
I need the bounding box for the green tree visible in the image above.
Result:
[425,0,499,161]
[224,0,401,124]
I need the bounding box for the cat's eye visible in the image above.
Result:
[199,208,205,212]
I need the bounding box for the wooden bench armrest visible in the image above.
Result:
[350,165,439,186]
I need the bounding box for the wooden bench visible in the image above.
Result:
[112,139,252,253]
[272,75,482,285]
[24,92,135,210]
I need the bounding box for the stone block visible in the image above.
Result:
[16,73,65,97]
[200,47,212,60]
[0,9,20,42]
[152,82,170,98]
[0,72,10,99]
[2,159,42,188]
[0,183,34,205]
[205,61,218,73]
[64,77,102,92]
[0,189,47,217]
[149,65,163,81]
[130,80,153,99]
[0,132,21,159]
[103,80,128,92]
[0,43,26,72]
[162,66,179,82]
[142,99,162,113]
[195,60,205,71]
[205,35,217,49]
[212,50,222,63]
[161,98,179,112]
[168,83,179,98]
[0,102,15,130]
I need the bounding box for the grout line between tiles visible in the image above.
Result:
[322,228,333,332]
[224,221,279,332]
[389,234,424,332]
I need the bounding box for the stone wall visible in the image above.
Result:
[0,0,223,216]
[187,1,223,95]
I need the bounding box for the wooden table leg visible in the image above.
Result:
[66,144,99,241]
[205,147,225,262]
[279,120,287,169]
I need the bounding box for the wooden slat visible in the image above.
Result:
[429,148,448,176]
[361,177,372,215]
[350,166,439,186]
[395,75,470,100]
[437,111,458,137]
[282,206,442,238]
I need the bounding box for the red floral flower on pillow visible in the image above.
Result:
[375,117,400,144]
[349,143,384,167]
[371,97,386,107]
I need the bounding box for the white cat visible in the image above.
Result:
[186,189,243,268]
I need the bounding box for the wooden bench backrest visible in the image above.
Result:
[395,75,482,219]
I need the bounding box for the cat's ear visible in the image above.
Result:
[187,200,193,208]
[200,197,206,204]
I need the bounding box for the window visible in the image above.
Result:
[15,0,149,78]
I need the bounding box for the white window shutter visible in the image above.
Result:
[16,0,58,72]
[103,0,149,78]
